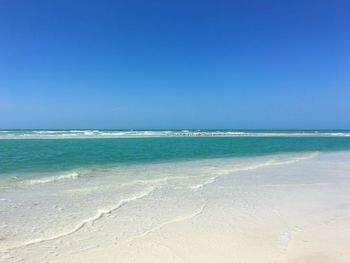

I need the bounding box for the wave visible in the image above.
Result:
[22,172,81,186]
[190,152,319,190]
[3,187,155,252]
[1,130,350,139]
[11,152,320,190]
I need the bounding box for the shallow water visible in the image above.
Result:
[1,135,350,262]
[1,135,350,176]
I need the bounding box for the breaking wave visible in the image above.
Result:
[22,172,81,186]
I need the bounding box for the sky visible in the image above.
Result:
[0,0,349,129]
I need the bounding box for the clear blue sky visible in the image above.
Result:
[0,0,349,129]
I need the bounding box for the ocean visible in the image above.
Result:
[1,130,350,176]
[1,130,350,262]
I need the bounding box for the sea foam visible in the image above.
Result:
[23,172,81,186]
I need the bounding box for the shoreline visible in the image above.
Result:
[2,151,350,262]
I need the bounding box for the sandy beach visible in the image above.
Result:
[2,151,349,263]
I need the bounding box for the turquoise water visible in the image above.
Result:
[1,136,350,177]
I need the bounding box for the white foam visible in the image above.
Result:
[20,187,155,248]
[190,152,319,190]
[22,172,81,186]
[1,130,350,139]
